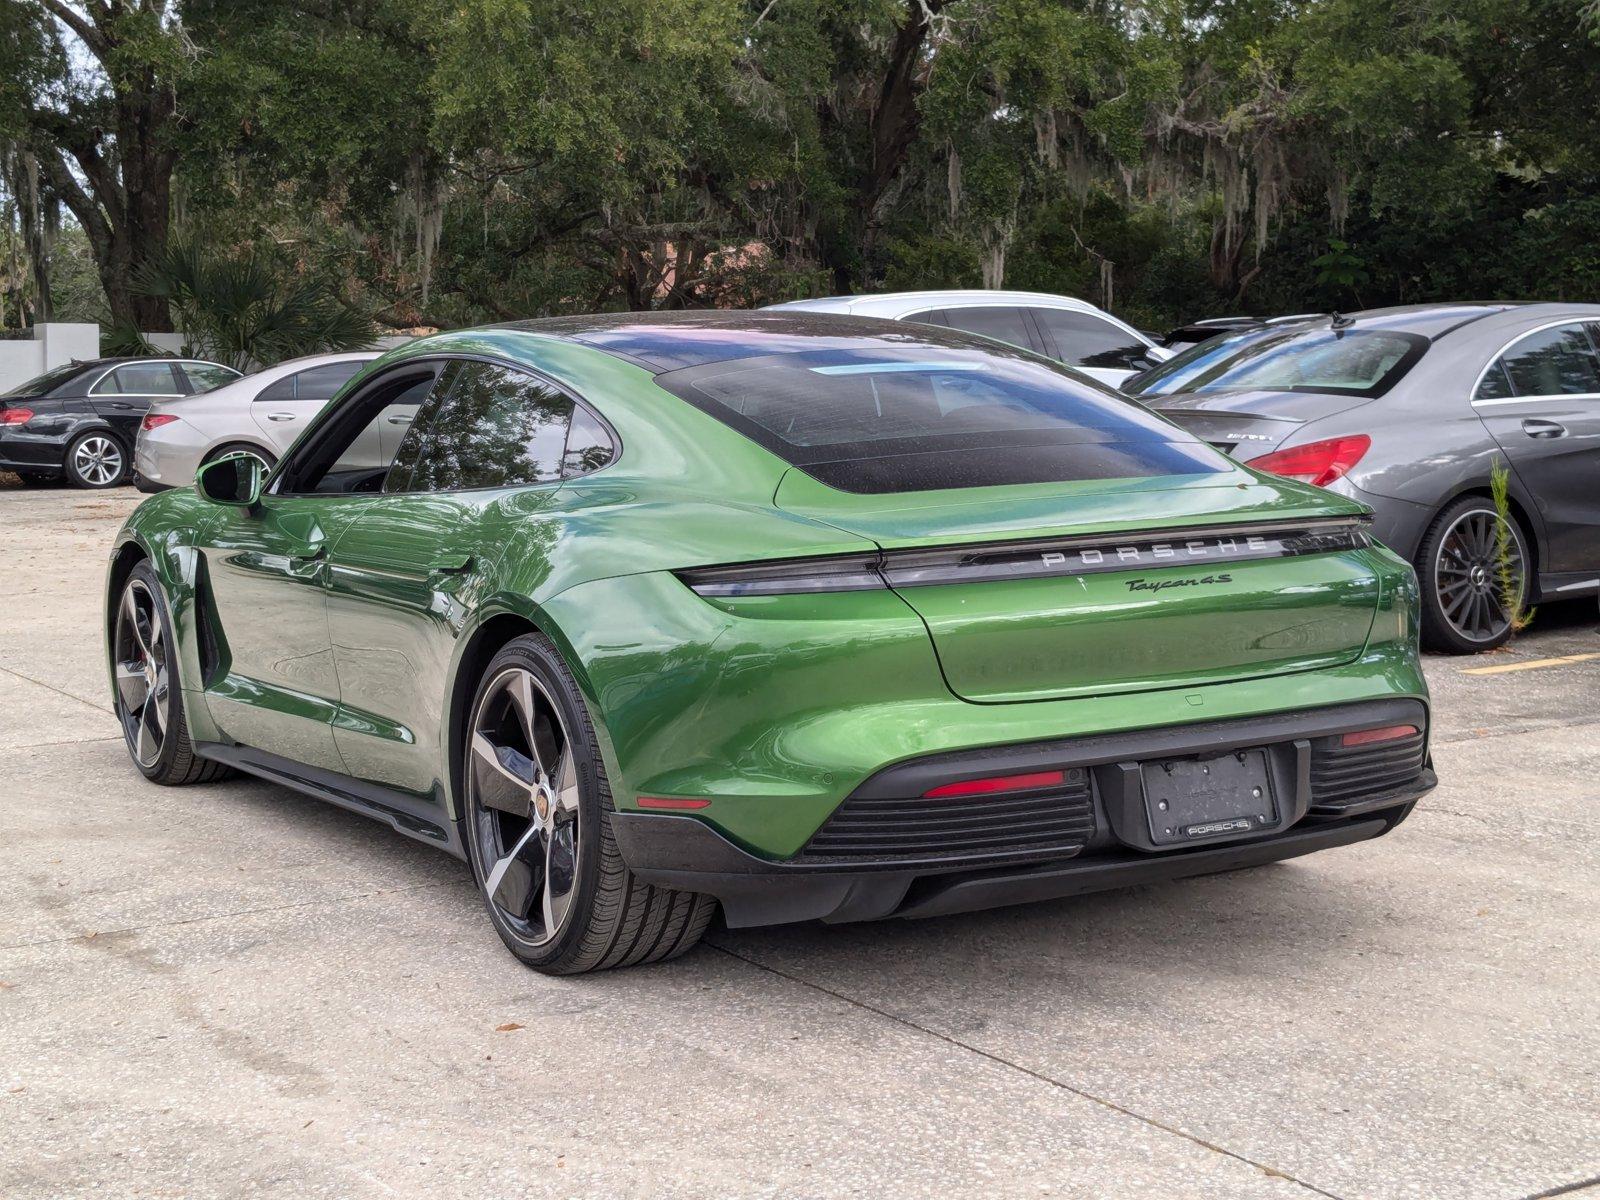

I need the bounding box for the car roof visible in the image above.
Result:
[764,290,1105,316]
[487,309,1009,374]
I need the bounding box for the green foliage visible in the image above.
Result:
[130,238,376,370]
[1490,460,1535,635]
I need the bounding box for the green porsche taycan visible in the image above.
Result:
[106,313,1434,973]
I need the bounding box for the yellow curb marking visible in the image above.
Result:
[1461,651,1600,676]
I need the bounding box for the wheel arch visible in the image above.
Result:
[1429,480,1541,584]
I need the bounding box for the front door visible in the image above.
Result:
[196,361,450,767]
[324,358,604,799]
[1472,320,1600,578]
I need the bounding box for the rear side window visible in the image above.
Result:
[1482,323,1600,399]
[95,362,182,395]
[917,307,1035,353]
[400,360,575,492]
[1029,308,1150,371]
[181,363,238,393]
[292,361,366,401]
[655,347,1226,494]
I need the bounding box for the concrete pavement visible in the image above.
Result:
[2,483,1597,1200]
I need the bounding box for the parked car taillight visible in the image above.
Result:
[141,413,178,432]
[1245,435,1371,488]
[0,406,35,426]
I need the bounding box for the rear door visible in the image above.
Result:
[1472,320,1600,575]
[89,361,185,442]
[251,361,369,454]
[325,358,615,796]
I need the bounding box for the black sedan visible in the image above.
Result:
[0,357,239,488]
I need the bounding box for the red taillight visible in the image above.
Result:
[923,770,1065,799]
[1245,435,1371,488]
[1340,724,1419,748]
[0,406,34,425]
[141,413,178,432]
[636,796,712,811]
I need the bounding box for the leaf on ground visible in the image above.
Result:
[495,1022,524,1032]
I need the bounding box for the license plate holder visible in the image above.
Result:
[1141,749,1276,846]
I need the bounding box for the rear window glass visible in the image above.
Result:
[1168,327,1426,398]
[8,362,89,397]
[1126,329,1281,396]
[654,347,1226,494]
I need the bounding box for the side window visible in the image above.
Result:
[401,360,574,493]
[935,307,1034,351]
[293,361,366,401]
[1474,360,1515,401]
[1494,323,1600,398]
[903,309,950,328]
[276,366,448,496]
[563,405,615,476]
[1030,308,1151,371]
[94,362,183,395]
[255,375,297,403]
[180,363,238,393]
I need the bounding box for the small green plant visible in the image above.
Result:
[1490,460,1535,635]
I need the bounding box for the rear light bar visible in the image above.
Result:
[0,406,34,425]
[141,413,178,431]
[923,770,1066,798]
[676,517,1372,597]
[636,795,712,810]
[1340,724,1419,748]
[1245,435,1371,488]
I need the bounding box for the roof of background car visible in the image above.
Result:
[763,290,1102,315]
[484,309,991,374]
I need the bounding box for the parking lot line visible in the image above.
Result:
[1460,652,1600,676]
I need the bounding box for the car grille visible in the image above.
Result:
[796,769,1095,865]
[1309,730,1428,810]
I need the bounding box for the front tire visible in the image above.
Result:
[1415,496,1530,654]
[112,563,232,785]
[462,633,715,974]
[65,430,129,489]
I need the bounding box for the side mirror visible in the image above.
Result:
[195,453,263,508]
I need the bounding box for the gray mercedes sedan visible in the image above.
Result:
[1129,304,1600,653]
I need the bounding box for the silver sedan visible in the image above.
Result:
[1130,304,1600,653]
[134,351,380,491]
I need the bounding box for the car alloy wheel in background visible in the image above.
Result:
[67,432,127,488]
[1421,498,1528,652]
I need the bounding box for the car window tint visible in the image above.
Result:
[403,361,574,492]
[277,366,446,495]
[1497,323,1600,397]
[293,361,366,401]
[255,374,297,403]
[935,307,1034,351]
[181,363,237,393]
[902,309,950,327]
[98,363,182,395]
[657,348,1226,494]
[1474,359,1515,401]
[563,404,615,476]
[324,376,438,487]
[1179,328,1425,398]
[1029,308,1150,371]
[12,362,91,396]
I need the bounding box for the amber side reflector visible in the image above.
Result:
[923,770,1066,799]
[1340,724,1420,748]
[637,796,712,810]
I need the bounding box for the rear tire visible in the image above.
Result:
[112,562,233,786]
[65,430,129,489]
[1415,496,1530,654]
[203,442,278,473]
[462,633,715,975]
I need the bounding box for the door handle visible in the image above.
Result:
[386,414,413,426]
[1522,418,1567,439]
[428,553,474,576]
[266,412,297,422]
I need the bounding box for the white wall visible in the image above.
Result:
[0,323,101,393]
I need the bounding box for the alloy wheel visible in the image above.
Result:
[113,579,169,768]
[1434,507,1525,645]
[73,435,123,486]
[467,667,582,948]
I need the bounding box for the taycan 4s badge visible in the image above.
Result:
[1125,573,1234,593]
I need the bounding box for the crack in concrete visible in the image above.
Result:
[0,662,113,715]
[1521,1174,1600,1200]
[708,941,1347,1200]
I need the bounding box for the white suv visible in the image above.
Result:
[763,290,1169,387]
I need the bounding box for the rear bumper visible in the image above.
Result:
[610,698,1434,927]
[0,430,69,472]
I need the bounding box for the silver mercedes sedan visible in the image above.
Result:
[134,351,380,491]
[1129,303,1600,653]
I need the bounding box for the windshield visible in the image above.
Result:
[1154,326,1427,398]
[1127,329,1280,396]
[655,346,1228,495]
[6,362,89,398]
